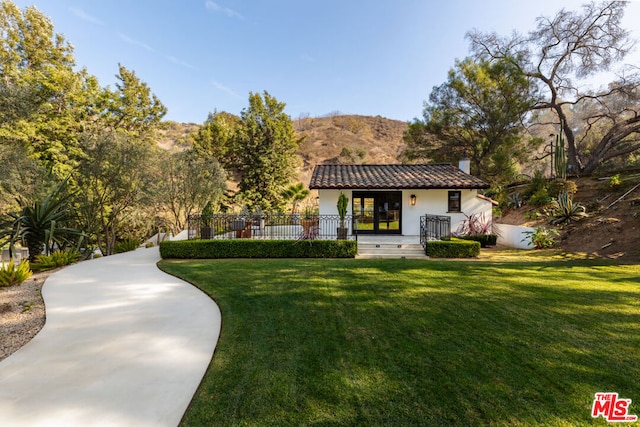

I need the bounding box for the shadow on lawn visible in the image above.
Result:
[160,259,640,426]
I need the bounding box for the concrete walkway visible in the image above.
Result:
[0,247,221,427]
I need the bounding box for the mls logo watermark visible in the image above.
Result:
[592,392,638,422]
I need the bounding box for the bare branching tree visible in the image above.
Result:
[468,1,640,174]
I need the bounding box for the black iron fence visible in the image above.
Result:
[188,213,358,241]
[420,214,451,247]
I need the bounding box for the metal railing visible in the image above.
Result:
[188,213,358,241]
[420,214,451,247]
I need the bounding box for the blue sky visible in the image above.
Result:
[11,0,640,124]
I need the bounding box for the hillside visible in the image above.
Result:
[293,114,408,184]
[159,114,409,184]
[497,173,640,261]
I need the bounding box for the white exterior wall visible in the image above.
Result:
[493,224,535,249]
[317,188,493,235]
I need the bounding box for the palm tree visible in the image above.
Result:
[280,183,310,214]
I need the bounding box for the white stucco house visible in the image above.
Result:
[309,161,494,237]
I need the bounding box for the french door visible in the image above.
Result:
[352,191,402,234]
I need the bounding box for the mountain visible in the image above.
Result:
[159,115,409,184]
[293,114,408,185]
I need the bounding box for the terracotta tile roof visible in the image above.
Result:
[309,164,489,190]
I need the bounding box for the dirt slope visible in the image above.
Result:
[498,174,640,261]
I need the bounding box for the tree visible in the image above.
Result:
[156,149,227,234]
[191,110,241,168]
[97,64,167,139]
[233,91,301,211]
[403,57,536,184]
[468,1,640,174]
[0,1,95,178]
[74,134,155,256]
[280,182,309,214]
[0,143,49,214]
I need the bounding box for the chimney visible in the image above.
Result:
[459,150,470,174]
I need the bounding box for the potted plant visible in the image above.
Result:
[336,191,349,240]
[200,201,215,240]
[300,205,319,238]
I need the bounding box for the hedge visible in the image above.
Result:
[159,239,358,259]
[425,239,480,258]
[458,234,498,248]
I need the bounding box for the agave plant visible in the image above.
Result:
[0,259,33,287]
[0,179,84,262]
[507,192,523,209]
[548,191,587,225]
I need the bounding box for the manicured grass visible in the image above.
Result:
[158,254,640,426]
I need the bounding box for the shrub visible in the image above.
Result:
[0,259,33,287]
[548,179,577,195]
[529,187,551,206]
[425,239,480,258]
[160,239,358,259]
[114,239,140,254]
[455,212,492,236]
[547,192,587,225]
[524,170,548,200]
[522,227,559,249]
[459,234,498,248]
[31,249,81,272]
[609,174,622,187]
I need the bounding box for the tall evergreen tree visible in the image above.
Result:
[191,110,241,168]
[403,57,536,185]
[234,91,300,211]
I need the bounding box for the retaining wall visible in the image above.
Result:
[494,224,535,249]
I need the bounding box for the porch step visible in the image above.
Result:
[356,243,427,259]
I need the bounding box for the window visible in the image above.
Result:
[448,191,461,212]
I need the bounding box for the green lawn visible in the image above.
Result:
[158,255,640,426]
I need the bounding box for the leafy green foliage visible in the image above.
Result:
[280,183,309,214]
[31,249,81,271]
[191,111,241,167]
[156,149,227,233]
[425,239,480,258]
[403,57,537,186]
[113,239,140,254]
[548,179,578,196]
[0,259,32,287]
[0,1,90,178]
[74,134,154,256]
[522,227,559,249]
[159,239,357,259]
[548,192,588,225]
[233,91,301,211]
[609,174,622,187]
[459,234,498,247]
[529,188,551,206]
[338,146,367,164]
[99,65,167,139]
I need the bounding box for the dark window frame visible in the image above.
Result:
[448,190,461,213]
